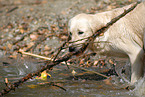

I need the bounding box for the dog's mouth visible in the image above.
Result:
[69,46,83,56]
[69,46,76,52]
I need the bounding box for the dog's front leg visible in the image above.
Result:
[128,47,144,84]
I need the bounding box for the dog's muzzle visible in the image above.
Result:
[69,46,76,52]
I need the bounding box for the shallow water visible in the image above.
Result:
[0,57,143,97]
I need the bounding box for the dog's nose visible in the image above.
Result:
[69,46,75,52]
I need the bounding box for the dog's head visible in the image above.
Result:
[68,13,104,52]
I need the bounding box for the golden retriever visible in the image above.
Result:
[68,2,145,84]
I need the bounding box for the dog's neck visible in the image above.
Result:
[90,2,145,34]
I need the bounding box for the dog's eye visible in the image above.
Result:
[78,31,84,35]
[69,32,72,36]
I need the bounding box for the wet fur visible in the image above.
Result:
[69,2,145,84]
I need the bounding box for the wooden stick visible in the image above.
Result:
[19,49,53,61]
[19,50,108,78]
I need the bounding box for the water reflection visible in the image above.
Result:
[0,57,144,97]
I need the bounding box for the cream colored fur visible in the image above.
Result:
[68,2,145,84]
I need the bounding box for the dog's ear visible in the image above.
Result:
[88,16,105,34]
